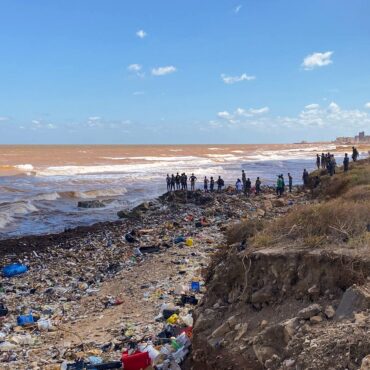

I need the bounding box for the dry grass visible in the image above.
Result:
[226,219,264,245]
[312,158,370,199]
[250,195,370,249]
[222,158,370,254]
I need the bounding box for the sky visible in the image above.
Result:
[0,0,369,144]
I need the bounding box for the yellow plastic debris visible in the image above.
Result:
[185,238,193,246]
[166,313,179,324]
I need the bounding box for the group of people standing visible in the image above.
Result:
[315,146,359,177]
[166,147,361,196]
[166,170,264,196]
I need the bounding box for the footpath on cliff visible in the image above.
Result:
[189,158,370,370]
[0,184,309,369]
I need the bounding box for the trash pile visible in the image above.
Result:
[0,188,307,369]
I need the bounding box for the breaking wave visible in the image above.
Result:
[0,201,38,228]
[59,188,127,199]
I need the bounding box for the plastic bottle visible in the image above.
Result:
[138,343,160,361]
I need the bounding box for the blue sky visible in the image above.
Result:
[0,0,370,144]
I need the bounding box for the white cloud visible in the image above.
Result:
[234,5,242,13]
[217,106,270,124]
[221,73,255,84]
[217,111,231,119]
[250,107,269,114]
[30,119,56,130]
[214,102,370,131]
[88,116,101,121]
[133,91,145,96]
[136,29,147,39]
[305,103,320,110]
[127,64,142,72]
[302,51,333,70]
[0,116,10,122]
[365,102,370,109]
[151,66,177,76]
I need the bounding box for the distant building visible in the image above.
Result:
[335,131,370,144]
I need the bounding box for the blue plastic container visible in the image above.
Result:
[2,263,28,278]
[17,314,35,326]
[174,236,186,244]
[190,281,200,292]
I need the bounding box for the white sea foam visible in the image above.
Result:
[36,158,215,177]
[32,192,61,201]
[15,164,34,171]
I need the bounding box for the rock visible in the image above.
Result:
[283,359,296,368]
[298,304,322,319]
[251,286,273,304]
[117,209,142,219]
[253,324,287,365]
[257,209,266,217]
[283,318,299,342]
[361,355,370,370]
[77,200,106,208]
[324,305,335,319]
[263,200,273,211]
[210,322,230,338]
[309,315,323,324]
[335,284,370,320]
[133,202,150,212]
[260,320,268,329]
[272,199,285,207]
[234,323,248,341]
[253,344,278,366]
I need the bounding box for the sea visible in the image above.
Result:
[0,143,361,239]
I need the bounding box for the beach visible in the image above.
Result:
[0,143,364,239]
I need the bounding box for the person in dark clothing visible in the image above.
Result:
[217,176,224,192]
[190,173,197,191]
[288,173,293,193]
[343,153,349,172]
[242,170,247,193]
[352,146,359,162]
[184,173,188,190]
[255,177,261,195]
[166,174,171,191]
[327,155,335,176]
[210,176,215,192]
[281,174,285,194]
[321,153,326,169]
[316,154,321,170]
[170,174,176,191]
[332,155,337,175]
[203,176,209,192]
[245,178,251,196]
[302,169,309,188]
[175,173,181,190]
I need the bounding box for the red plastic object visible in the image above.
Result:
[122,351,151,370]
